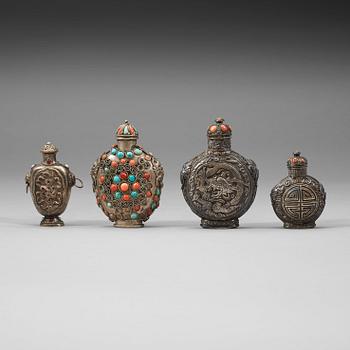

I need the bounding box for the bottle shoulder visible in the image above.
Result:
[30,162,70,177]
[271,175,326,198]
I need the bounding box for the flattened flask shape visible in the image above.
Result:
[181,117,259,228]
[91,120,164,228]
[271,152,326,228]
[25,142,84,226]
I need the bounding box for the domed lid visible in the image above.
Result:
[287,151,308,168]
[40,142,58,154]
[116,120,138,140]
[207,117,232,138]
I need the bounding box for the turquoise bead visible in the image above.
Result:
[128,174,136,183]
[115,192,122,199]
[131,191,138,199]
[111,148,117,155]
[117,151,124,159]
[155,188,161,195]
[134,148,142,155]
[131,213,138,220]
[126,151,133,159]
[113,175,121,184]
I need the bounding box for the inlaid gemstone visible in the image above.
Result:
[111,148,117,155]
[130,213,138,220]
[220,124,228,132]
[123,194,130,201]
[129,159,136,166]
[113,175,121,184]
[131,191,138,199]
[132,182,140,191]
[120,158,127,164]
[153,195,159,202]
[101,194,107,201]
[115,192,122,199]
[117,151,124,159]
[126,151,133,159]
[146,191,152,198]
[133,205,141,211]
[209,125,217,133]
[155,188,161,195]
[99,175,105,184]
[128,174,136,183]
[111,161,118,168]
[104,167,109,173]
[120,183,129,192]
[110,184,118,192]
[107,202,112,208]
[151,202,156,210]
[143,172,151,180]
[134,148,142,155]
[120,172,128,180]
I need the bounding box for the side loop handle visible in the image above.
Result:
[74,178,84,189]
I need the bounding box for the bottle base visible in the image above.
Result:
[114,220,144,228]
[40,216,64,227]
[284,222,316,229]
[201,218,239,229]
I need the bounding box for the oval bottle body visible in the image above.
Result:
[181,118,258,228]
[270,152,326,229]
[91,120,164,228]
[271,175,326,229]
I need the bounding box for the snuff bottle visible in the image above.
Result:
[180,117,259,228]
[25,142,84,226]
[90,120,164,228]
[270,152,326,229]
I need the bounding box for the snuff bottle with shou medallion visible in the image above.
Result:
[181,117,259,228]
[91,120,164,228]
[271,152,326,229]
[25,142,84,226]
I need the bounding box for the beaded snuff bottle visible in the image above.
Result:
[25,142,84,226]
[91,120,164,228]
[271,152,326,229]
[180,117,259,228]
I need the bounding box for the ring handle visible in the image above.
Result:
[74,178,84,188]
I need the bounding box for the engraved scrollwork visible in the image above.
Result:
[182,151,258,221]
[34,168,65,214]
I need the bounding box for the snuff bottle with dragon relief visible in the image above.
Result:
[90,120,164,228]
[180,117,259,228]
[271,152,326,229]
[25,142,84,226]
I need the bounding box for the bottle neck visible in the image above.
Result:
[42,153,57,165]
[208,137,231,152]
[288,167,307,178]
[117,138,137,151]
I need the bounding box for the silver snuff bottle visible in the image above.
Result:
[90,120,164,228]
[180,117,259,228]
[25,142,84,226]
[271,152,326,229]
